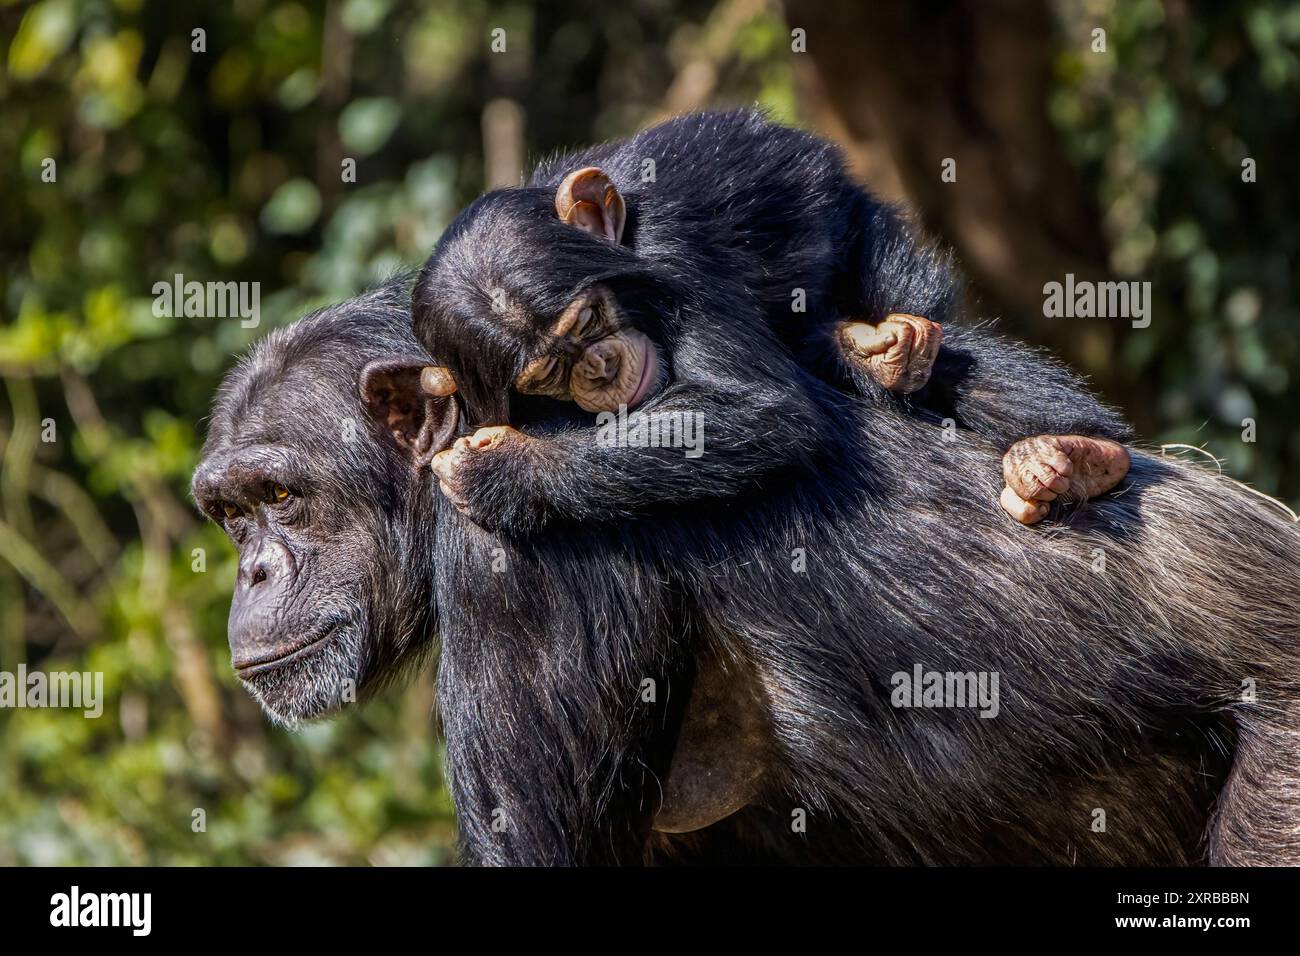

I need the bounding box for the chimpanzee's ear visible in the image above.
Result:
[554,166,626,244]
[360,358,459,469]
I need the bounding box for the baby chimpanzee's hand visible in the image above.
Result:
[839,313,942,394]
[431,425,546,532]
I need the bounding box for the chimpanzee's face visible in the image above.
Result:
[193,301,450,724]
[413,166,670,423]
[193,437,378,723]
[512,284,660,413]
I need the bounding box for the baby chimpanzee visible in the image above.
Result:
[412,109,1131,529]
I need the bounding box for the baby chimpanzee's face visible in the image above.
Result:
[414,167,670,421]
[514,284,660,412]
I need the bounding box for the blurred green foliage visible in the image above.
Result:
[0,0,1297,865]
[1053,0,1300,494]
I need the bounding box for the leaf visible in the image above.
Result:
[7,0,77,81]
[260,179,322,235]
[339,97,402,156]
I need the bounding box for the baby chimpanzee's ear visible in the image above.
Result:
[360,359,459,469]
[555,167,626,243]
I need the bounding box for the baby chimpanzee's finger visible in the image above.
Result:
[999,485,1050,525]
[421,366,457,396]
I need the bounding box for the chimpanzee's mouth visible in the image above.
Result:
[233,621,341,676]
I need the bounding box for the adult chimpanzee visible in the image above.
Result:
[194,281,1300,865]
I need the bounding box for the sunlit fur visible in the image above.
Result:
[205,101,1300,864]
[416,110,1300,865]
[202,286,1300,863]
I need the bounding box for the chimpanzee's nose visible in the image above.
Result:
[239,554,271,590]
[237,535,293,592]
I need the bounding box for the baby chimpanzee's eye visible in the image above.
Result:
[540,355,568,390]
[573,306,594,336]
[517,353,564,396]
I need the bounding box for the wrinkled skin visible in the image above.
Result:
[839,313,943,394]
[191,292,451,724]
[1000,434,1132,524]
[514,286,661,414]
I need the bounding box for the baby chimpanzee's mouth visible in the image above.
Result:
[627,340,659,409]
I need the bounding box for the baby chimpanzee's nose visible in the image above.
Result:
[577,341,620,385]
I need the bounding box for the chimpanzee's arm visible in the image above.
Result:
[833,315,1132,453]
[434,326,831,533]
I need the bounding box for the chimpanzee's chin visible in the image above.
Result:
[236,623,366,726]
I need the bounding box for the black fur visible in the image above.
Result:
[196,102,1300,863]
[407,111,1198,865]
[526,110,1133,449]
[196,286,1300,864]
[414,109,1131,497]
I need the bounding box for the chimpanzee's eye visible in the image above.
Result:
[268,482,291,503]
[530,355,564,390]
[573,306,594,335]
[546,356,569,387]
[517,348,574,396]
[222,501,240,520]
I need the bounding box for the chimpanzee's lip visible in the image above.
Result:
[628,340,659,408]
[233,622,340,676]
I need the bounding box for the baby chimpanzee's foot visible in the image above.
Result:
[839,313,942,394]
[999,435,1131,525]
